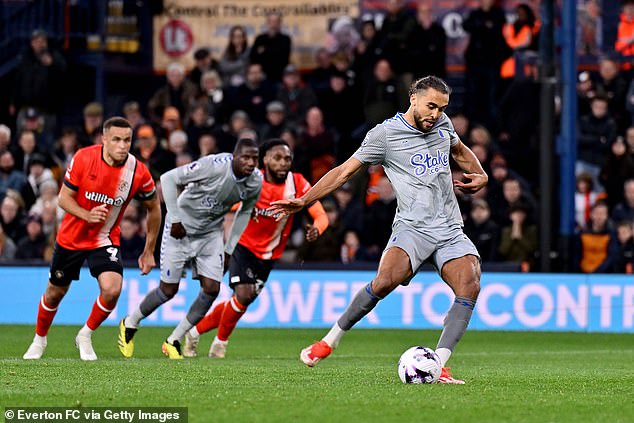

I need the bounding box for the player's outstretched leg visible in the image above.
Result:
[183,301,226,358]
[119,285,171,357]
[435,255,480,385]
[300,283,382,367]
[77,289,118,361]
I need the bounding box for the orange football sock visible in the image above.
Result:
[195,301,227,335]
[86,295,116,331]
[36,296,58,337]
[217,296,247,341]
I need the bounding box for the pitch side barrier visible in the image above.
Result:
[1,265,632,333]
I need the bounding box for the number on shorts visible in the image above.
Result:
[106,247,118,260]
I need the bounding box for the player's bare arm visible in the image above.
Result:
[138,195,161,275]
[160,168,187,239]
[269,157,365,216]
[450,140,488,194]
[58,184,108,223]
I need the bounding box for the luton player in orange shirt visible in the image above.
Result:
[183,139,328,358]
[23,117,162,361]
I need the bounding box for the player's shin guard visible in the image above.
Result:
[195,301,227,336]
[217,296,247,342]
[436,296,476,366]
[86,295,116,331]
[36,296,58,337]
[167,290,217,344]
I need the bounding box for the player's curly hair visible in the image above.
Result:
[409,76,452,96]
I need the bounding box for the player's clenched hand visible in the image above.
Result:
[170,222,187,239]
[87,204,109,223]
[138,250,155,275]
[268,198,306,220]
[305,224,319,242]
[453,172,488,194]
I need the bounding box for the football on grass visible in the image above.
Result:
[397,346,442,384]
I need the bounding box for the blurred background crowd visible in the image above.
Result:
[0,0,633,273]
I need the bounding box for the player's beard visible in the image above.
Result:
[269,169,289,184]
[413,110,434,133]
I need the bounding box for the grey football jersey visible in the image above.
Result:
[161,153,262,236]
[353,112,463,236]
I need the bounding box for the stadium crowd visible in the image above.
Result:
[1,0,634,273]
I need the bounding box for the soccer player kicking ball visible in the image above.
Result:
[270,76,488,384]
[23,117,161,361]
[182,139,328,358]
[118,139,262,359]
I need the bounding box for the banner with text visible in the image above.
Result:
[1,268,632,333]
[153,0,359,71]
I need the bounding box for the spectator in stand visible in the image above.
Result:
[615,0,634,70]
[132,124,174,181]
[229,63,276,126]
[498,202,537,267]
[575,172,605,229]
[166,130,188,157]
[600,135,634,211]
[123,101,146,130]
[250,11,291,83]
[276,64,318,126]
[577,94,618,189]
[23,153,55,210]
[13,130,48,174]
[0,151,27,201]
[592,56,630,133]
[297,107,336,184]
[500,3,538,84]
[449,112,471,141]
[18,107,49,148]
[0,190,26,243]
[197,133,219,157]
[78,102,104,147]
[52,127,80,174]
[491,176,537,227]
[377,0,417,78]
[120,217,145,262]
[198,70,229,126]
[14,213,47,260]
[577,71,596,117]
[218,26,250,88]
[332,182,364,235]
[612,179,634,223]
[10,29,66,139]
[148,62,197,123]
[0,223,16,261]
[259,101,289,142]
[408,3,447,79]
[306,48,335,96]
[340,230,373,264]
[326,17,360,60]
[0,125,10,154]
[363,176,397,258]
[626,80,634,126]
[217,110,252,153]
[462,0,508,129]
[297,200,341,262]
[353,19,382,84]
[29,179,60,220]
[627,126,634,154]
[614,220,634,273]
[576,201,618,273]
[363,59,408,127]
[188,48,218,94]
[185,103,215,155]
[318,70,364,162]
[280,127,300,153]
[464,198,499,262]
[157,106,183,143]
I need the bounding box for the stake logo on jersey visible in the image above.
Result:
[410,150,449,176]
[58,145,155,250]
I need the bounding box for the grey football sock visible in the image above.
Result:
[337,284,382,331]
[127,287,169,328]
[436,296,476,352]
[167,290,217,343]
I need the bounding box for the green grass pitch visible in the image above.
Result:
[1,325,632,423]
